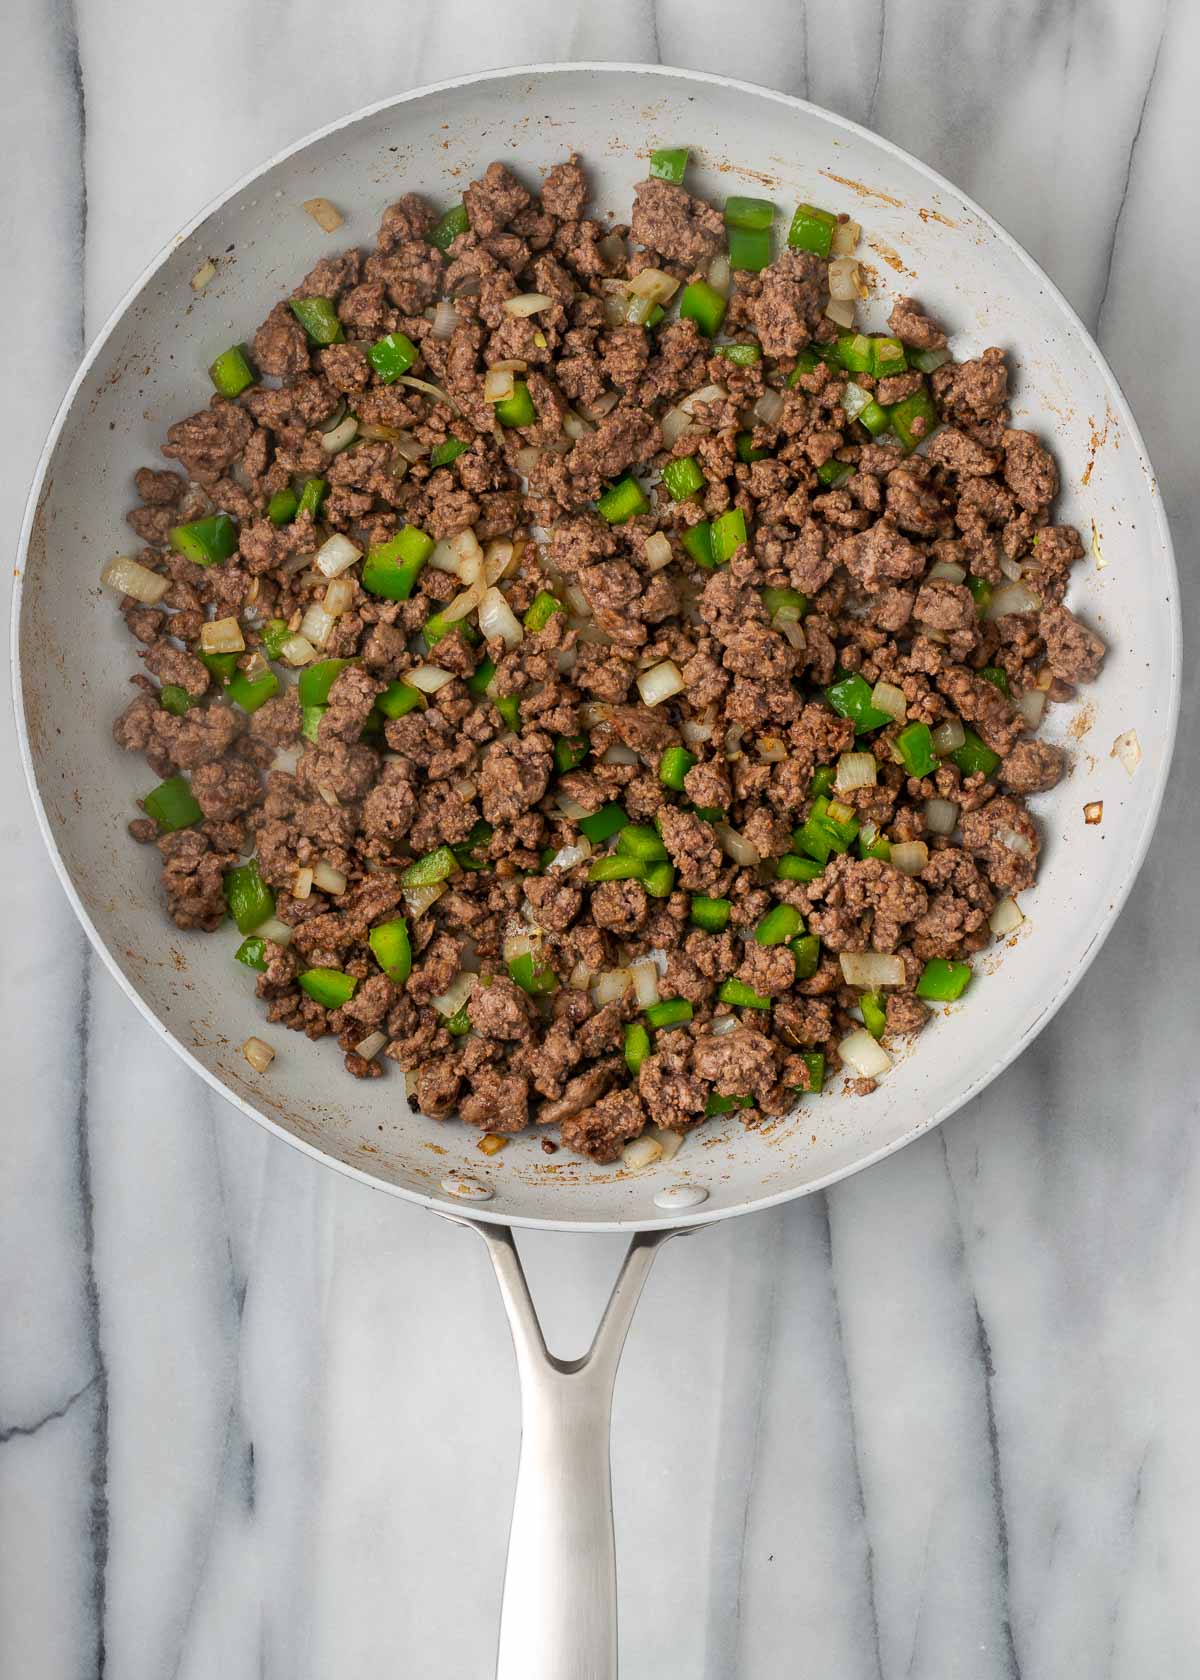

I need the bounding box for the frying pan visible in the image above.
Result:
[13,63,1180,1678]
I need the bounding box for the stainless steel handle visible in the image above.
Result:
[458,1221,678,1680]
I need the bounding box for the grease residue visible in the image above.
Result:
[1068,701,1096,741]
[1091,518,1106,569]
[867,237,913,276]
[918,207,957,227]
[1081,403,1115,486]
[820,170,905,207]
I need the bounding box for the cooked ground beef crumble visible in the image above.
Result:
[108,152,1105,1163]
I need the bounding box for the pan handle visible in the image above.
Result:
[460,1220,679,1680]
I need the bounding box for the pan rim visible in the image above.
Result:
[12,60,1181,1232]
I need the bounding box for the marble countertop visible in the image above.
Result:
[3,4,1198,1675]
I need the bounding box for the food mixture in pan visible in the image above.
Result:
[106,149,1106,1163]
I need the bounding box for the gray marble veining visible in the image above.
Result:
[2,3,1198,1675]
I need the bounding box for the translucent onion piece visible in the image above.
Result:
[602,744,640,765]
[253,916,293,947]
[630,267,680,304]
[398,375,462,414]
[578,702,613,728]
[243,1037,275,1072]
[622,1135,664,1170]
[1014,689,1045,728]
[998,553,1024,582]
[242,650,270,684]
[404,880,446,920]
[986,580,1041,619]
[394,430,428,464]
[753,388,785,425]
[824,296,856,328]
[890,841,929,877]
[643,532,673,573]
[589,391,620,418]
[483,366,515,403]
[563,583,592,619]
[680,383,728,417]
[711,1014,740,1036]
[1111,729,1141,775]
[870,680,908,723]
[483,538,517,584]
[190,258,217,291]
[302,196,343,232]
[636,659,685,708]
[201,616,245,654]
[603,292,628,329]
[926,559,966,584]
[596,232,626,267]
[354,1030,387,1061]
[431,297,458,340]
[707,253,731,296]
[320,415,359,454]
[989,895,1024,936]
[756,735,789,763]
[931,717,966,754]
[549,841,592,873]
[568,961,595,991]
[839,1028,891,1079]
[562,410,593,441]
[502,292,553,317]
[831,219,861,256]
[299,602,335,650]
[835,751,878,792]
[292,867,314,901]
[660,406,694,448]
[311,860,347,896]
[100,554,169,605]
[555,792,591,821]
[998,825,1034,858]
[839,952,906,989]
[404,663,455,693]
[780,619,807,651]
[478,586,523,648]
[714,823,760,867]
[924,797,960,835]
[591,968,631,1007]
[279,633,317,668]
[323,576,355,618]
[315,532,362,578]
[828,257,866,301]
[442,581,484,624]
[629,960,661,1009]
[680,719,713,746]
[432,971,478,1019]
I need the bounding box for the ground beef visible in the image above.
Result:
[110,151,1102,1159]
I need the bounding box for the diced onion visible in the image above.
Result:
[931,717,966,754]
[563,410,593,440]
[831,219,861,256]
[354,1030,388,1061]
[578,702,613,728]
[681,719,713,746]
[299,602,335,650]
[660,406,694,448]
[201,616,245,654]
[714,823,760,867]
[321,415,359,454]
[890,841,929,877]
[393,430,428,465]
[756,736,789,764]
[989,895,1024,936]
[432,971,478,1019]
[567,961,595,992]
[927,559,966,584]
[478,586,523,648]
[405,663,455,693]
[315,532,362,578]
[549,841,592,873]
[680,383,727,416]
[323,576,355,618]
[828,258,867,301]
[1112,729,1141,775]
[431,297,458,340]
[870,680,908,723]
[780,619,807,651]
[643,532,673,573]
[1014,689,1045,728]
[602,744,640,765]
[398,375,461,414]
[514,445,542,475]
[190,258,217,291]
[243,1037,275,1072]
[279,633,318,667]
[603,292,628,328]
[824,296,856,328]
[316,784,340,808]
[253,916,293,947]
[597,232,626,266]
[441,581,484,624]
[292,867,314,900]
[998,554,1024,582]
[707,254,731,296]
[312,860,347,895]
[630,267,681,305]
[404,881,446,920]
[563,583,591,619]
[243,651,270,683]
[835,751,878,792]
[839,952,906,988]
[998,825,1034,858]
[753,389,785,426]
[483,538,518,584]
[101,554,169,605]
[986,580,1041,619]
[924,797,959,834]
[636,659,685,708]
[839,1028,891,1079]
[451,778,477,801]
[591,968,631,1007]
[483,367,515,402]
[503,292,553,317]
[555,793,591,821]
[428,538,467,577]
[622,1135,664,1170]
[711,1014,740,1036]
[302,196,343,232]
[629,960,661,1009]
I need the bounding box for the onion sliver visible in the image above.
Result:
[661,406,694,448]
[629,960,661,1009]
[680,719,713,746]
[302,196,343,232]
[636,660,685,708]
[1014,689,1046,728]
[404,881,446,920]
[312,860,347,895]
[591,968,631,1007]
[315,533,362,578]
[753,388,785,425]
[483,367,515,403]
[931,717,966,754]
[101,554,169,605]
[622,1135,663,1170]
[714,823,760,867]
[1112,729,1141,775]
[243,1037,275,1073]
[706,253,731,296]
[680,383,727,417]
[989,895,1024,936]
[824,296,856,328]
[299,603,335,650]
[323,577,355,618]
[986,580,1041,619]
[924,797,959,835]
[279,634,317,668]
[404,664,455,694]
[890,841,929,877]
[629,267,680,304]
[253,916,293,947]
[502,292,553,317]
[643,532,673,573]
[835,751,878,792]
[927,559,966,584]
[831,219,861,255]
[201,616,245,654]
[432,971,477,1019]
[828,257,866,301]
[839,952,906,989]
[839,1028,891,1079]
[431,298,458,340]
[321,415,359,454]
[354,1031,387,1061]
[478,586,523,648]
[870,680,907,723]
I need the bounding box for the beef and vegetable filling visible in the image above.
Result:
[106,149,1106,1163]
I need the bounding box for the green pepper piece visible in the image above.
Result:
[896,721,937,778]
[681,521,716,569]
[776,853,823,883]
[169,515,237,567]
[643,861,676,899]
[690,895,731,932]
[298,658,358,707]
[800,1051,825,1092]
[979,665,1010,695]
[143,775,203,833]
[296,476,327,520]
[644,998,693,1030]
[597,475,650,524]
[495,380,537,428]
[451,819,494,872]
[209,344,256,398]
[792,796,859,863]
[911,347,951,374]
[578,803,629,845]
[227,666,280,713]
[588,854,647,884]
[159,684,193,717]
[466,657,496,698]
[858,398,891,436]
[834,334,874,374]
[430,203,469,251]
[440,1003,470,1036]
[369,918,412,986]
[817,459,853,488]
[824,673,893,732]
[367,331,418,383]
[624,1021,651,1077]
[790,934,821,980]
[495,695,521,732]
[224,859,275,935]
[762,586,807,621]
[617,824,669,864]
[889,383,939,452]
[726,225,772,272]
[717,978,772,1010]
[860,991,888,1040]
[361,524,435,600]
[717,341,762,366]
[658,745,696,791]
[401,846,458,888]
[234,936,268,972]
[679,279,728,338]
[858,828,892,862]
[706,1092,755,1116]
[870,335,908,380]
[508,951,557,996]
[916,958,973,1002]
[298,967,357,1008]
[553,733,589,774]
[524,590,563,633]
[787,202,837,257]
[951,728,1001,778]
[289,297,344,346]
[691,806,726,824]
[199,650,239,685]
[711,507,748,564]
[267,488,298,527]
[661,456,706,501]
[724,195,775,230]
[755,904,803,946]
[649,147,689,184]
[810,765,836,797]
[736,431,769,464]
[967,575,993,615]
[430,436,469,468]
[375,680,425,720]
[786,347,822,386]
[300,704,325,744]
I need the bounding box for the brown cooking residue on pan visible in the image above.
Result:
[918,207,957,227]
[820,169,905,207]
[1068,701,1096,741]
[866,238,914,276]
[1091,519,1106,569]
[1081,404,1116,486]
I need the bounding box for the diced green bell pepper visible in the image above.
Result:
[209,344,256,398]
[298,658,358,707]
[711,507,748,564]
[300,704,325,744]
[896,721,937,778]
[361,524,434,600]
[860,991,887,1039]
[169,515,237,567]
[618,823,669,864]
[681,521,716,569]
[289,297,344,346]
[662,456,705,501]
[889,384,938,452]
[298,967,357,1008]
[717,341,762,366]
[717,978,772,1010]
[644,998,693,1030]
[224,859,275,935]
[967,575,993,615]
[690,895,731,932]
[775,853,823,883]
[367,332,418,383]
[810,766,836,797]
[451,820,494,873]
[227,666,280,713]
[199,650,239,685]
[159,684,193,717]
[916,958,973,1002]
[297,476,327,520]
[870,336,908,380]
[508,951,557,996]
[466,657,496,697]
[951,728,1001,778]
[790,934,821,980]
[234,936,268,972]
[401,846,458,888]
[430,204,469,251]
[143,775,203,832]
[643,861,676,898]
[726,224,771,271]
[578,803,629,844]
[817,459,853,488]
[495,695,521,732]
[588,854,648,884]
[375,680,425,720]
[649,147,689,183]
[979,665,1010,695]
[736,431,769,464]
[369,918,412,986]
[706,1092,754,1116]
[799,1051,825,1091]
[835,333,875,374]
[762,585,807,621]
[825,673,893,732]
[267,489,298,527]
[725,195,775,229]
[553,733,589,774]
[430,436,469,468]
[679,279,727,338]
[756,904,803,946]
[624,1022,651,1076]
[659,745,696,791]
[523,590,563,632]
[495,381,536,428]
[597,476,650,524]
[787,202,836,257]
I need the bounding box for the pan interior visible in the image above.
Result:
[15,66,1178,1229]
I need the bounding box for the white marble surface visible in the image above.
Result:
[2,4,1198,1675]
